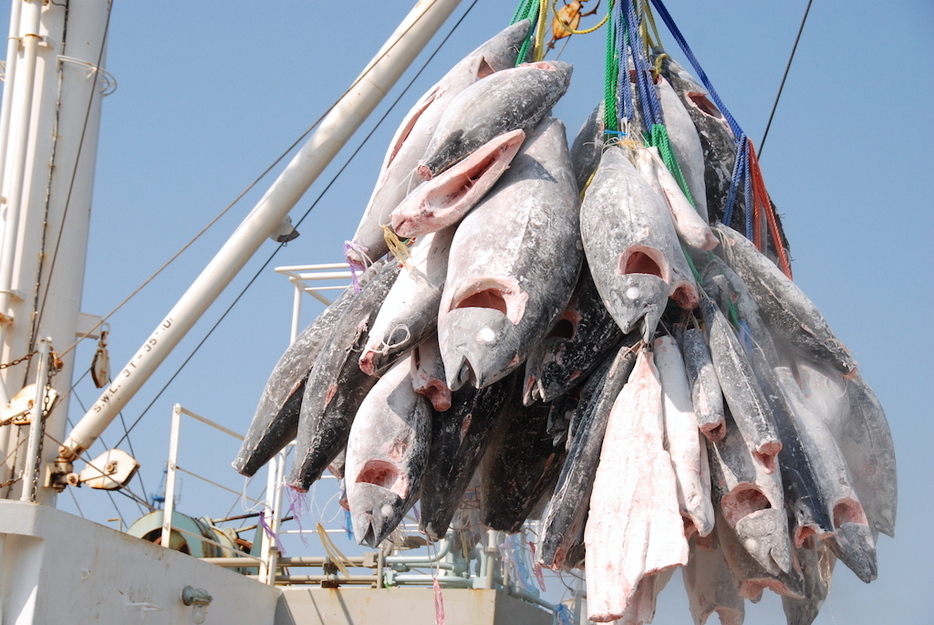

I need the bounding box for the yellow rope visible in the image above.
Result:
[532,0,550,61]
[382,224,412,270]
[316,522,352,578]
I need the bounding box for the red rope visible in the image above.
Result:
[747,139,793,279]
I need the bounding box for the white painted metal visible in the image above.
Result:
[0,0,111,503]
[62,0,465,462]
[18,337,49,502]
[161,404,182,549]
[0,0,23,207]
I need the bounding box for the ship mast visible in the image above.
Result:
[0,0,111,504]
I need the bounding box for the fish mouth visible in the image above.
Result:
[391,129,525,238]
[448,277,527,326]
[349,482,406,548]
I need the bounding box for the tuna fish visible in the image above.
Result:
[358,226,455,376]
[568,101,605,192]
[390,129,526,238]
[287,261,401,491]
[632,144,717,250]
[781,538,836,625]
[585,350,688,622]
[481,384,566,534]
[539,343,639,570]
[409,333,451,412]
[418,374,515,540]
[656,74,709,222]
[678,326,726,441]
[706,404,792,576]
[344,352,432,547]
[699,294,782,471]
[346,20,530,264]
[777,366,878,582]
[658,56,738,224]
[655,335,715,538]
[522,263,629,405]
[581,146,697,342]
[438,116,582,390]
[416,61,573,180]
[715,223,857,376]
[682,533,745,625]
[793,361,896,539]
[233,262,380,476]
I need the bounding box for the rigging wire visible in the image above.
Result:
[759,0,813,159]
[111,0,481,449]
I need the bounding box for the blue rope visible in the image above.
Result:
[722,135,747,227]
[743,142,754,239]
[622,1,663,131]
[649,0,744,141]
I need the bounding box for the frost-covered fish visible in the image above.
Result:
[706,404,792,576]
[233,262,378,476]
[358,227,455,376]
[344,352,432,547]
[585,350,688,622]
[777,366,878,582]
[409,333,451,412]
[438,116,582,390]
[416,60,572,180]
[418,374,514,540]
[287,261,401,491]
[781,538,836,625]
[678,326,726,441]
[390,128,525,238]
[481,383,566,534]
[581,146,697,342]
[700,294,782,471]
[632,144,717,250]
[682,533,745,625]
[346,20,530,264]
[715,224,857,376]
[539,343,639,570]
[522,263,628,405]
[655,335,714,538]
[656,74,709,222]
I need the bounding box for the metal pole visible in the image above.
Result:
[19,337,50,502]
[59,0,464,464]
[160,404,182,548]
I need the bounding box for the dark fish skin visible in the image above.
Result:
[715,223,857,376]
[538,343,639,570]
[568,101,605,193]
[781,537,836,625]
[287,261,401,491]
[700,294,782,471]
[417,61,573,179]
[232,261,383,477]
[522,263,628,406]
[749,343,834,544]
[678,326,726,441]
[418,373,515,541]
[481,384,567,534]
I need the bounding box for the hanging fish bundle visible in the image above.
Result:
[234,2,895,623]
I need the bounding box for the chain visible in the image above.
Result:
[0,349,39,370]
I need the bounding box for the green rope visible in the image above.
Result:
[604,2,619,133]
[511,0,540,65]
[648,123,695,207]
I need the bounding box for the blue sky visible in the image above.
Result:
[5,1,931,623]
